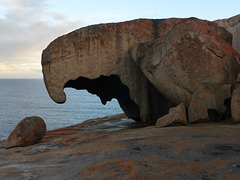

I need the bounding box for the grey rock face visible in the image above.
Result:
[215,14,240,53]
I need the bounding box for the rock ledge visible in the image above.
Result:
[1,114,240,179]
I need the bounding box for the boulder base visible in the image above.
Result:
[188,82,231,123]
[156,103,188,127]
[231,85,240,123]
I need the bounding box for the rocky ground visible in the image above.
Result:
[0,114,240,179]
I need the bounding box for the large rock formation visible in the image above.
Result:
[42,19,176,124]
[215,14,240,53]
[42,17,240,124]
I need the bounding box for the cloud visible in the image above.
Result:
[0,62,19,71]
[0,0,84,78]
[51,12,69,21]
[31,66,42,73]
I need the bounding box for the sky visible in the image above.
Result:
[0,0,239,79]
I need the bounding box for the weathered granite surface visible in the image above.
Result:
[42,18,177,124]
[42,17,240,124]
[1,114,240,179]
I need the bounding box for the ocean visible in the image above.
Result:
[0,79,123,140]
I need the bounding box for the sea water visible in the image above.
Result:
[0,79,123,140]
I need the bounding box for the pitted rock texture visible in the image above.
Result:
[42,17,239,124]
[5,116,46,149]
[1,114,240,179]
[215,14,240,53]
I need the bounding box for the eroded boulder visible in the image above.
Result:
[42,19,181,124]
[42,17,240,124]
[5,116,46,149]
[156,103,188,127]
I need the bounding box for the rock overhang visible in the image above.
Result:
[64,75,141,121]
[41,17,240,124]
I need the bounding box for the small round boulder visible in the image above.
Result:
[5,116,46,149]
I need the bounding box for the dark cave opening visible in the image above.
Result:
[64,75,141,121]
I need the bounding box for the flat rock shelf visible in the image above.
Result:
[0,114,240,179]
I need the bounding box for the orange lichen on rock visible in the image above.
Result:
[1,114,240,179]
[79,160,138,179]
